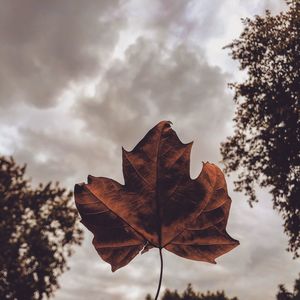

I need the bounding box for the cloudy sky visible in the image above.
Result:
[1,0,299,299]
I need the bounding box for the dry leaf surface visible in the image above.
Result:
[75,121,239,271]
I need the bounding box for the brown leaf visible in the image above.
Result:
[75,121,239,271]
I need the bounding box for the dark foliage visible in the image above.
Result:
[146,283,238,300]
[220,0,300,256]
[277,274,300,300]
[0,156,83,300]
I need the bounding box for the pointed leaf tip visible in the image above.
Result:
[74,183,84,193]
[87,175,96,184]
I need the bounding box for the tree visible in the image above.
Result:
[277,274,300,300]
[220,0,300,256]
[146,284,239,300]
[0,156,83,299]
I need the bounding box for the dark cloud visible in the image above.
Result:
[0,0,125,107]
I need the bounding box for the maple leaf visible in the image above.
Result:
[75,121,239,272]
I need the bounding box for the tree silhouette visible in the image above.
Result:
[146,284,239,300]
[276,274,300,300]
[220,0,300,257]
[0,156,83,299]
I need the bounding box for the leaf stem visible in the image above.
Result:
[154,247,163,300]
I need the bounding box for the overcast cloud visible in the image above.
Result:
[0,0,124,107]
[0,0,298,300]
